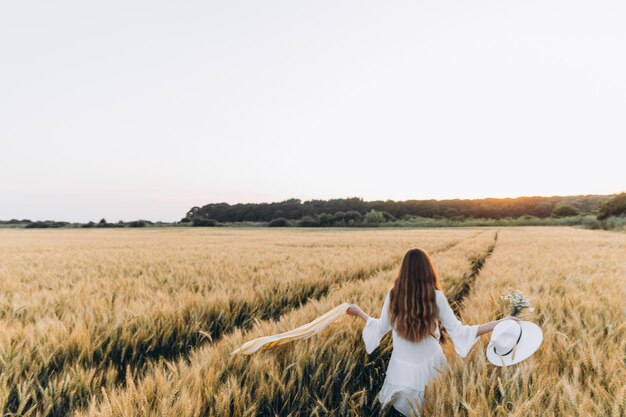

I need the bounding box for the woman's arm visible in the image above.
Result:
[476,316,519,336]
[349,291,393,354]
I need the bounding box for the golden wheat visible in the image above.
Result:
[0,227,475,416]
[0,226,623,417]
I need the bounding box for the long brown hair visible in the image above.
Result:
[389,248,441,343]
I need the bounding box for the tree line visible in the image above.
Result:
[186,194,617,224]
[3,193,623,229]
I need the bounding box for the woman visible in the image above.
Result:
[346,248,518,416]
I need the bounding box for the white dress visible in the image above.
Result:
[362,289,479,416]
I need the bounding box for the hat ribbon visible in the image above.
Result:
[493,326,523,357]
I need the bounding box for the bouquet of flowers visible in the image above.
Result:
[501,288,531,316]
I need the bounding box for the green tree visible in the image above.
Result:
[298,216,320,227]
[551,205,580,218]
[343,210,362,224]
[597,193,626,220]
[318,213,334,226]
[128,220,148,227]
[364,209,385,225]
[192,218,216,227]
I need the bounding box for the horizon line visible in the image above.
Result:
[3,191,622,224]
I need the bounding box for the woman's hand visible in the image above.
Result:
[346,304,369,322]
[346,304,362,317]
[477,316,520,336]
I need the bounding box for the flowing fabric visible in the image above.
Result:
[362,289,479,416]
[231,303,350,355]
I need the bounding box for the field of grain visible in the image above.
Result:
[0,227,623,417]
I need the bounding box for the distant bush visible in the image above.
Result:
[82,221,95,228]
[602,215,626,231]
[552,205,580,218]
[344,210,362,223]
[520,215,538,221]
[128,220,149,228]
[332,211,347,224]
[25,221,68,228]
[581,214,626,231]
[597,193,626,220]
[317,213,334,227]
[298,216,320,227]
[363,209,386,225]
[382,211,395,221]
[388,214,593,228]
[95,218,119,228]
[217,221,265,227]
[191,218,217,227]
[580,215,602,230]
[0,219,31,225]
[180,217,191,223]
[24,221,45,229]
[268,218,290,227]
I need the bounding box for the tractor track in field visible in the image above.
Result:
[448,230,498,316]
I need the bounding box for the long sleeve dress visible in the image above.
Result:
[362,289,479,416]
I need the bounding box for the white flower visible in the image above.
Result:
[501,288,531,316]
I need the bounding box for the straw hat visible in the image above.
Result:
[486,320,543,366]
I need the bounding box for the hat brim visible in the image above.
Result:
[486,321,543,367]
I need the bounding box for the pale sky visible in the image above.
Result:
[1,1,625,222]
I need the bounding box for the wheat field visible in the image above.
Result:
[0,227,623,417]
